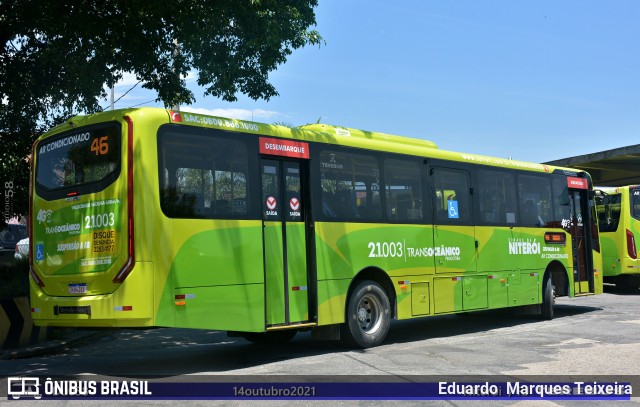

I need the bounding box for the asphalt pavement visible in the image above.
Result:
[0,328,107,361]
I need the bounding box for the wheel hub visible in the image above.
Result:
[356,294,381,333]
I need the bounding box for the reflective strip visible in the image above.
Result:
[175,294,196,299]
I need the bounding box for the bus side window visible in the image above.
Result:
[431,167,471,224]
[518,174,552,228]
[477,168,517,226]
[158,130,252,220]
[318,149,381,222]
[384,159,423,223]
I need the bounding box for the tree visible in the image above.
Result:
[0,0,322,226]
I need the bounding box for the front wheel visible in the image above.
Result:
[540,274,555,320]
[616,275,640,293]
[342,280,391,348]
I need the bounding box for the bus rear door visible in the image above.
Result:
[259,138,313,328]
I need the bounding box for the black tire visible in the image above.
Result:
[341,280,391,348]
[541,274,554,320]
[241,330,297,344]
[616,275,640,293]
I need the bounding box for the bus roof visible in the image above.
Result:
[41,107,583,177]
[299,123,438,149]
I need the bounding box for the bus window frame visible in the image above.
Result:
[428,162,475,227]
[310,144,429,224]
[34,122,122,201]
[156,124,261,221]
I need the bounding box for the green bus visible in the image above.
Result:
[595,186,640,291]
[29,108,603,348]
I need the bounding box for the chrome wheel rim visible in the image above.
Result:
[356,293,382,334]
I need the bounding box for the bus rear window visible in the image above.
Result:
[35,124,120,198]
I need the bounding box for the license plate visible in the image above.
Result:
[68,283,87,294]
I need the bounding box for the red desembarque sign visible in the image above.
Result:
[567,176,588,189]
[259,137,309,159]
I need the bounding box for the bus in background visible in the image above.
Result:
[29,108,603,348]
[595,186,640,291]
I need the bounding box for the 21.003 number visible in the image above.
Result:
[368,241,403,258]
[85,213,115,229]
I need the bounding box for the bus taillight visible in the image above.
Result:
[626,229,637,259]
[30,268,44,287]
[112,115,136,284]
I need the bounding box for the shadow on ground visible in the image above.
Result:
[3,301,602,378]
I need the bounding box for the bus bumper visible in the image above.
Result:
[29,261,155,328]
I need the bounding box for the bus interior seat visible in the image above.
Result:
[596,205,607,224]
[166,192,205,217]
[609,206,620,226]
[213,199,230,215]
[322,191,337,218]
[335,189,358,218]
[610,206,620,218]
[396,193,413,221]
[363,200,381,219]
[521,200,538,226]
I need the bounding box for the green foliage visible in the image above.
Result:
[272,121,295,128]
[0,259,29,299]
[0,0,322,225]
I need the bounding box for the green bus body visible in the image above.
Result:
[596,186,640,290]
[29,108,603,347]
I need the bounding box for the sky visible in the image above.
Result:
[107,0,640,164]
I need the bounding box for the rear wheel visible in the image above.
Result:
[541,274,555,320]
[342,280,391,348]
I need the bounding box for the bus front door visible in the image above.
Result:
[261,159,311,327]
[568,188,595,295]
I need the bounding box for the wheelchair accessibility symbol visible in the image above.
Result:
[36,243,44,261]
[448,200,459,219]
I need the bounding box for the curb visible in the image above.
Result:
[0,330,109,360]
